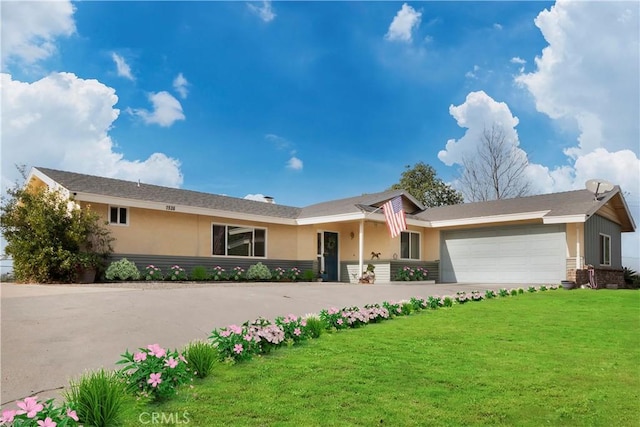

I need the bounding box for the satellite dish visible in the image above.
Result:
[585,179,614,199]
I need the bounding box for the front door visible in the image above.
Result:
[318,231,339,281]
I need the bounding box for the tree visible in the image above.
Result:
[0,179,113,283]
[389,162,464,207]
[458,124,531,201]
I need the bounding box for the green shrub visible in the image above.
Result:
[184,340,217,379]
[105,258,140,281]
[246,262,272,280]
[190,265,209,281]
[303,315,324,338]
[302,269,316,281]
[0,179,113,283]
[64,369,127,427]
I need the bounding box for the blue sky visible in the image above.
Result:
[1,1,639,267]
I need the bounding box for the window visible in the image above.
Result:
[212,224,266,257]
[599,234,611,266]
[109,206,128,225]
[400,231,420,260]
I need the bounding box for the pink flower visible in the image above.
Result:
[0,410,17,423]
[301,319,307,327]
[229,324,242,334]
[133,352,147,362]
[164,357,178,368]
[66,408,79,421]
[37,417,57,427]
[147,344,166,358]
[179,354,188,364]
[220,329,232,338]
[148,373,162,388]
[294,328,301,336]
[16,396,43,418]
[337,319,343,325]
[233,344,243,354]
[244,334,253,341]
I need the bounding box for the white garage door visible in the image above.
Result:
[440,224,566,284]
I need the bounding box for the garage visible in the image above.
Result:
[440,224,566,284]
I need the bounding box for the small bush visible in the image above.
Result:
[210,266,226,281]
[190,265,209,281]
[144,265,163,281]
[246,262,272,280]
[302,269,316,281]
[64,369,126,427]
[168,265,188,281]
[303,315,324,338]
[105,258,140,281]
[184,340,217,379]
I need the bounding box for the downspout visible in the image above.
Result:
[358,220,364,282]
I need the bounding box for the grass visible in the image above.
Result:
[119,290,639,426]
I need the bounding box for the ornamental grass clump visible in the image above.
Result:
[105,258,140,281]
[189,265,209,281]
[64,369,126,427]
[1,396,80,427]
[117,344,191,401]
[246,262,272,280]
[302,314,324,338]
[184,340,217,379]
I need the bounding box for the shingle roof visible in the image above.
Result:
[33,167,634,231]
[34,167,302,220]
[415,188,621,221]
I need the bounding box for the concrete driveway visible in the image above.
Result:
[1,281,505,408]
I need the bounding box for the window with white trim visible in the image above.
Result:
[599,234,611,266]
[109,206,128,225]
[212,224,266,257]
[400,231,420,260]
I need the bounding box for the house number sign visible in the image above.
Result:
[166,205,176,211]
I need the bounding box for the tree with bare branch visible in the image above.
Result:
[459,124,531,201]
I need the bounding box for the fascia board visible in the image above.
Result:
[28,168,70,196]
[543,214,587,224]
[429,211,550,228]
[75,193,298,226]
[296,212,366,225]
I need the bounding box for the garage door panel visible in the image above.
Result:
[441,224,565,284]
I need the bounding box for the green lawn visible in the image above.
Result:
[121,290,640,426]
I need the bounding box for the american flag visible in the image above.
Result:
[382,196,407,238]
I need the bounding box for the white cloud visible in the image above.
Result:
[493,23,503,30]
[172,73,189,99]
[129,91,185,127]
[0,72,183,189]
[1,0,75,68]
[385,3,422,43]
[438,91,521,167]
[465,65,480,79]
[514,0,639,269]
[111,52,134,80]
[516,0,639,156]
[287,156,303,171]
[510,57,526,65]
[265,133,290,150]
[247,1,276,23]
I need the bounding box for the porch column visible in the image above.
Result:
[576,224,582,270]
[358,219,364,279]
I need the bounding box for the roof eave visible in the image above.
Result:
[429,211,550,228]
[75,192,298,225]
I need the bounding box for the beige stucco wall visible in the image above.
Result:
[88,202,303,259]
